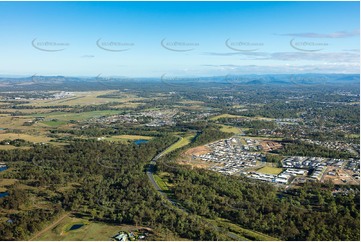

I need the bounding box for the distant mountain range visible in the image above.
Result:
[0,74,359,88]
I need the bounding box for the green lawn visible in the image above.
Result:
[163,134,196,155]
[219,124,241,134]
[257,166,283,175]
[153,174,170,192]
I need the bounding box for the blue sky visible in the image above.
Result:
[0,1,359,77]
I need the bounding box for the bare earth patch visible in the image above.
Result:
[184,145,211,156]
[260,141,283,152]
[322,166,359,185]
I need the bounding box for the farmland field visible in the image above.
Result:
[0,133,51,143]
[24,91,145,107]
[29,110,122,122]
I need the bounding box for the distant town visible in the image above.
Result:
[191,137,360,186]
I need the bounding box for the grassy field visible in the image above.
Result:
[111,135,153,140]
[0,179,17,192]
[41,120,68,127]
[103,135,153,142]
[346,134,360,139]
[178,100,205,105]
[153,174,170,192]
[219,124,241,134]
[0,115,35,130]
[35,215,143,241]
[213,218,278,241]
[0,108,59,114]
[257,166,283,175]
[210,114,245,120]
[30,110,122,122]
[242,135,284,141]
[0,145,24,150]
[232,104,247,108]
[0,133,51,143]
[163,134,196,155]
[210,113,275,121]
[25,91,145,107]
[33,214,181,241]
[112,102,144,108]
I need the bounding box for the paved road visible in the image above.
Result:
[146,140,240,240]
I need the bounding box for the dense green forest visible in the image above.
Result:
[157,163,360,241]
[0,137,225,240]
[0,78,359,241]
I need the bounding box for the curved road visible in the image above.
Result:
[146,139,240,240]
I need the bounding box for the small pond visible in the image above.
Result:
[0,192,9,198]
[69,224,84,231]
[134,139,149,145]
[0,166,8,172]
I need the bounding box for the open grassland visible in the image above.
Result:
[174,105,204,111]
[30,110,121,122]
[0,179,17,192]
[232,105,247,108]
[0,115,35,130]
[112,102,144,108]
[41,120,68,127]
[177,100,205,109]
[178,100,205,105]
[0,108,59,114]
[34,214,168,241]
[211,113,275,121]
[213,218,278,241]
[257,166,283,175]
[219,124,241,134]
[103,135,153,142]
[34,215,125,241]
[346,134,360,139]
[112,135,153,140]
[210,114,245,120]
[243,135,283,141]
[0,133,51,143]
[163,134,196,155]
[26,91,145,107]
[153,174,170,192]
[0,145,29,150]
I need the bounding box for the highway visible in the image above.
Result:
[145,139,240,240]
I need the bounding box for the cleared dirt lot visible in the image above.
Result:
[260,141,283,151]
[184,145,211,156]
[322,166,359,185]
